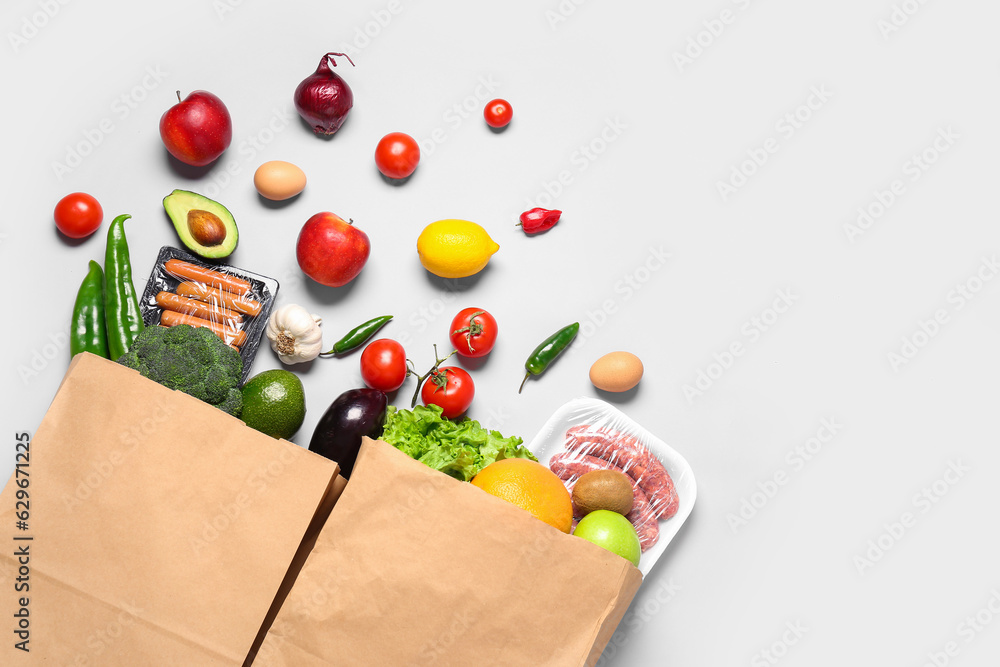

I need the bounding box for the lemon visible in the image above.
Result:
[416,219,500,279]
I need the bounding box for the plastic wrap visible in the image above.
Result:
[138,246,279,384]
[528,397,696,577]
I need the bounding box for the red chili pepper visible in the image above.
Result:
[517,207,562,234]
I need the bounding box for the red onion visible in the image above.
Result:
[294,52,355,135]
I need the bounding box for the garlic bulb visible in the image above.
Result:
[266,304,324,364]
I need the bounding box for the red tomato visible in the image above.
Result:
[448,308,498,358]
[421,367,474,418]
[360,339,408,392]
[374,132,420,179]
[483,99,513,128]
[54,192,103,239]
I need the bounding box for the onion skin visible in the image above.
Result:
[294,52,355,136]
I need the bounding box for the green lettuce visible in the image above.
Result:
[381,404,536,481]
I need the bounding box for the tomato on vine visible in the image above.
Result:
[421,366,474,418]
[449,308,498,358]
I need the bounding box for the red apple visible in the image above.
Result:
[296,212,371,287]
[159,90,233,167]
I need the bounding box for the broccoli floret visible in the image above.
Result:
[118,324,244,416]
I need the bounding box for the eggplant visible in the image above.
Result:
[309,388,387,478]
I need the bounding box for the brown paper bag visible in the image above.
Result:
[254,438,643,667]
[0,353,341,665]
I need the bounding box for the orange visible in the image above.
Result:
[471,458,573,533]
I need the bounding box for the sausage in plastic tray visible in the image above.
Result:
[548,424,680,552]
[138,246,279,384]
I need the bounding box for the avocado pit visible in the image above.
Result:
[187,209,227,247]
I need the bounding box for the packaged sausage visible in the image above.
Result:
[138,246,279,384]
[526,397,697,577]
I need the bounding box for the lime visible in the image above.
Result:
[572,510,641,567]
[240,369,306,439]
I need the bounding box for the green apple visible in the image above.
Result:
[572,510,641,567]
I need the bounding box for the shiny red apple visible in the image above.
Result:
[296,212,371,287]
[159,90,233,166]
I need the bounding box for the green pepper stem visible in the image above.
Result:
[518,371,531,394]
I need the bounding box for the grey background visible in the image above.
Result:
[2,0,999,665]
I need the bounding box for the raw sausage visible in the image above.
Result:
[175,281,262,317]
[164,259,252,294]
[155,291,243,326]
[159,309,246,347]
[565,426,678,519]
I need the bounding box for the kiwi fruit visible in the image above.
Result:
[572,469,634,517]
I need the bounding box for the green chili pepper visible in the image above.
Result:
[103,214,144,360]
[519,321,579,393]
[321,315,393,355]
[70,260,109,358]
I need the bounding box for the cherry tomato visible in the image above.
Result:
[421,367,474,418]
[360,339,408,392]
[483,99,513,128]
[449,308,498,358]
[374,132,420,179]
[54,192,103,239]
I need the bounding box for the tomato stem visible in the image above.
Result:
[451,310,485,354]
[408,344,457,408]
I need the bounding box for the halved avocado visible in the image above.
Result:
[163,189,238,259]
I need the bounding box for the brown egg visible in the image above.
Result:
[589,351,643,392]
[253,160,307,200]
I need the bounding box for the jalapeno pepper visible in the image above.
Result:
[104,214,144,360]
[321,315,393,356]
[70,260,109,358]
[519,321,579,393]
